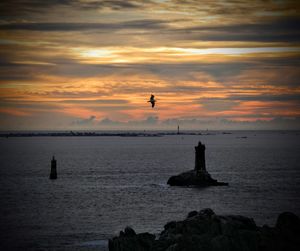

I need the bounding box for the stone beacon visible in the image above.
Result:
[167,141,228,187]
[49,156,57,179]
[195,141,206,173]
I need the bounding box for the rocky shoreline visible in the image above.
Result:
[108,208,300,251]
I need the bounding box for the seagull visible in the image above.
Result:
[148,94,156,108]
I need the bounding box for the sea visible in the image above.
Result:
[0,130,300,250]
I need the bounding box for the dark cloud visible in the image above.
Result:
[188,16,300,33]
[35,91,107,99]
[96,116,300,130]
[61,99,129,104]
[174,16,300,42]
[3,112,299,130]
[0,99,134,116]
[1,17,299,44]
[0,100,59,110]
[199,94,300,104]
[201,99,238,112]
[2,0,299,19]
[0,99,129,107]
[2,10,299,44]
[107,116,158,126]
[0,19,169,32]
[229,94,300,102]
[220,117,300,130]
[72,115,96,126]
[1,58,298,91]
[0,65,52,81]
[0,61,123,81]
[193,33,300,43]
[99,117,122,126]
[98,116,159,127]
[78,0,143,10]
[1,0,299,45]
[170,0,300,17]
[0,0,146,18]
[130,116,159,125]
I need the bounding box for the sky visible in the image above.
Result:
[0,0,300,130]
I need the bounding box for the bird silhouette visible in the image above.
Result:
[148,94,156,108]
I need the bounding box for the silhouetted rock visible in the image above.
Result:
[167,142,228,187]
[187,211,198,218]
[274,212,300,249]
[124,226,136,237]
[108,209,300,251]
[109,228,155,251]
[259,212,300,251]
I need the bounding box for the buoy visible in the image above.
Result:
[49,156,57,179]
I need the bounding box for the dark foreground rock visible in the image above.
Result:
[108,227,155,251]
[108,208,300,251]
[167,141,228,187]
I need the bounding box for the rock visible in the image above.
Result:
[109,209,300,251]
[219,215,257,235]
[164,221,177,231]
[211,235,234,251]
[165,243,179,251]
[199,208,215,218]
[276,212,300,239]
[176,234,211,251]
[187,211,198,218]
[109,227,155,251]
[167,142,228,187]
[167,170,228,187]
[275,212,300,249]
[124,226,136,236]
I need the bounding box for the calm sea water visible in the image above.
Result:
[0,131,300,250]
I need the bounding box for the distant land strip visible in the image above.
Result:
[0,131,215,138]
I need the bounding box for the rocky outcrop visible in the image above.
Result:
[167,170,228,186]
[108,226,155,251]
[108,208,300,251]
[167,142,228,187]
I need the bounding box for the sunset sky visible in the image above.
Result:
[0,0,300,130]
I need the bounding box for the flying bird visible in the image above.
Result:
[148,94,156,108]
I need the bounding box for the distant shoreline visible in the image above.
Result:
[1,130,298,138]
[0,131,204,138]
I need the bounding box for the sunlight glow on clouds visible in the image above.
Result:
[0,0,299,130]
[73,46,300,64]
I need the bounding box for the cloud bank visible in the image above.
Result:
[0,0,299,130]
